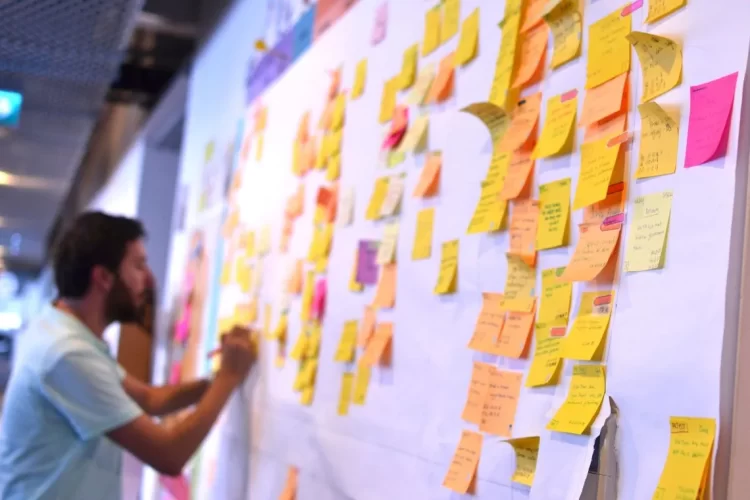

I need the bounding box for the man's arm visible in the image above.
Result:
[109,371,239,476]
[123,375,210,416]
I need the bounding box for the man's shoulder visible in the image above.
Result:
[18,316,104,376]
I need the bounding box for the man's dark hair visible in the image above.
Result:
[54,211,145,299]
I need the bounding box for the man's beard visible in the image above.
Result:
[104,276,141,324]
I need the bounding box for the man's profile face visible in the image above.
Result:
[104,239,152,323]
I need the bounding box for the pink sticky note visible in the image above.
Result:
[685,72,739,168]
[174,316,190,343]
[169,363,182,385]
[381,128,407,151]
[620,0,643,16]
[160,474,190,500]
[311,279,327,320]
[371,2,388,45]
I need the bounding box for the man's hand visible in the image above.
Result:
[217,326,257,386]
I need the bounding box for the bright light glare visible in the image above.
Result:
[0,311,22,331]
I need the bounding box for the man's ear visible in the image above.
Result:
[91,265,114,293]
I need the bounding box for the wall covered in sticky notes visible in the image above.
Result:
[169,0,750,498]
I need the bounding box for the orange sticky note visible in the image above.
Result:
[426,52,456,104]
[358,306,376,347]
[494,311,534,358]
[469,292,506,352]
[479,369,523,437]
[413,153,441,198]
[442,431,483,494]
[498,92,542,153]
[584,112,628,143]
[500,150,535,200]
[391,105,409,135]
[522,0,547,32]
[361,322,393,366]
[508,199,539,268]
[561,222,622,282]
[580,73,628,127]
[512,24,548,89]
[287,259,304,294]
[297,112,310,143]
[461,362,493,424]
[584,188,626,225]
[372,263,397,310]
[279,466,299,500]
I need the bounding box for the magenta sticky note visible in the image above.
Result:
[174,317,190,343]
[371,2,388,46]
[685,72,739,168]
[311,279,327,320]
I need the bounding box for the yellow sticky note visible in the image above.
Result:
[412,208,435,260]
[506,437,540,486]
[352,363,372,405]
[399,115,429,154]
[543,0,582,69]
[636,102,679,179]
[468,180,508,234]
[461,102,510,145]
[408,64,436,106]
[331,93,346,131]
[547,364,606,434]
[398,44,419,90]
[627,32,682,103]
[337,372,354,416]
[300,385,315,406]
[485,147,511,185]
[624,190,673,272]
[305,323,322,359]
[503,254,536,313]
[379,77,398,124]
[349,250,364,293]
[334,320,358,363]
[539,267,572,325]
[456,8,479,66]
[563,291,614,361]
[326,153,341,181]
[272,314,288,342]
[441,0,461,44]
[537,178,571,250]
[422,6,442,56]
[289,332,309,361]
[573,138,621,210]
[586,8,631,89]
[380,174,405,217]
[255,134,264,161]
[376,222,400,265]
[366,177,390,220]
[352,59,367,99]
[646,0,686,24]
[300,270,315,322]
[488,3,521,110]
[434,240,459,294]
[654,417,716,499]
[534,93,577,159]
[526,325,563,387]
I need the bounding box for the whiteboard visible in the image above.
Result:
[174,0,750,498]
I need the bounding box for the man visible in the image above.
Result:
[0,212,256,499]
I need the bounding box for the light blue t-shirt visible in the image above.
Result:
[0,306,143,500]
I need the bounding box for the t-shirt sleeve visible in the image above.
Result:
[41,347,144,440]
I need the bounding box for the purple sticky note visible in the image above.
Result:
[371,2,388,46]
[311,278,327,320]
[356,240,380,285]
[685,72,739,168]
